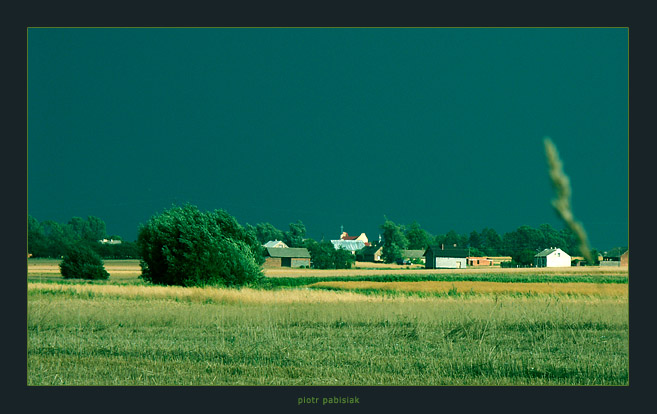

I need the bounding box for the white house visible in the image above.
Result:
[534,248,571,267]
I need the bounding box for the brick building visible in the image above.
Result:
[263,247,311,268]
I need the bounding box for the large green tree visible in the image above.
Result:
[502,225,544,257]
[405,221,432,250]
[284,220,307,248]
[444,230,460,248]
[480,227,502,256]
[468,230,482,250]
[380,218,408,263]
[137,204,263,287]
[253,222,286,244]
[305,239,354,269]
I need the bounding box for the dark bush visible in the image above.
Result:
[137,204,263,287]
[59,245,110,280]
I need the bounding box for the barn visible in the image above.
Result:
[263,247,311,268]
[424,245,468,269]
[402,249,426,263]
[534,248,571,267]
[600,248,629,267]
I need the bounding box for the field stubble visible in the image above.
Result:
[27,280,628,386]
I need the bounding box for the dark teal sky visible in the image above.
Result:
[27,28,628,250]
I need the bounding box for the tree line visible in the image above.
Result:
[28,211,599,266]
[28,215,139,259]
[376,218,600,266]
[28,205,605,286]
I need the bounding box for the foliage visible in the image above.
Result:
[444,230,462,247]
[28,215,114,258]
[284,220,307,248]
[480,227,503,256]
[468,247,486,257]
[252,222,285,245]
[305,239,355,269]
[405,221,432,250]
[59,245,110,280]
[468,230,482,250]
[332,246,356,269]
[514,249,538,266]
[382,243,403,264]
[93,241,140,259]
[137,204,263,287]
[380,218,408,264]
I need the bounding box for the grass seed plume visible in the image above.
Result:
[544,137,593,263]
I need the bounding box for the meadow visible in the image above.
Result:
[27,259,629,386]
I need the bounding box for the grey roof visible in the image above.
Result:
[330,240,366,251]
[534,248,570,257]
[402,249,425,258]
[535,248,557,257]
[265,247,311,258]
[264,240,288,248]
[425,245,469,258]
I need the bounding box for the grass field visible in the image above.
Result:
[26,259,629,386]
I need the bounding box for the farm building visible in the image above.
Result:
[340,231,370,245]
[600,248,629,267]
[467,257,493,266]
[485,256,513,266]
[263,240,288,248]
[401,249,426,263]
[330,239,366,254]
[424,245,468,269]
[571,254,604,266]
[263,247,311,268]
[357,244,383,262]
[534,248,571,267]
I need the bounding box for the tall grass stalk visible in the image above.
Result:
[544,137,593,263]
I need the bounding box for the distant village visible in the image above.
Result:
[261,231,629,270]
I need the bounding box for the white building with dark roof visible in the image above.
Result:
[534,248,571,267]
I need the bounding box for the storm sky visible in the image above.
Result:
[27,28,628,250]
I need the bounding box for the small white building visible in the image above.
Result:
[424,245,468,269]
[534,247,571,267]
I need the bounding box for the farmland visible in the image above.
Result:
[27,259,629,386]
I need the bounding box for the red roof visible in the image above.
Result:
[340,232,358,240]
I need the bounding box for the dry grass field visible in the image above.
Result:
[27,258,142,282]
[27,258,628,282]
[26,258,629,385]
[307,280,628,297]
